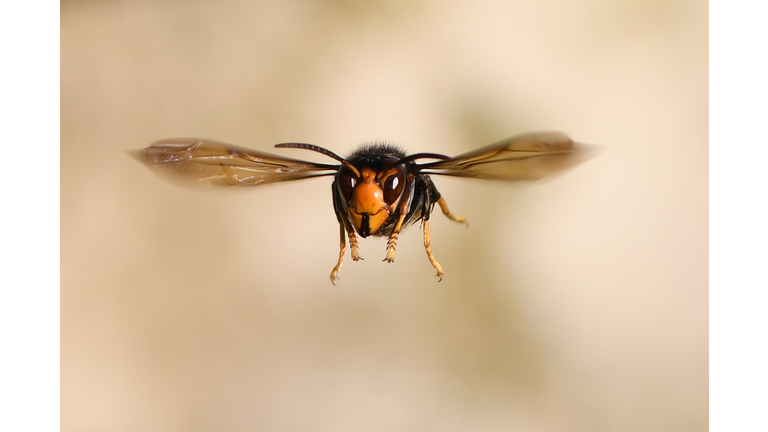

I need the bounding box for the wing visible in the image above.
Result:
[418,132,594,181]
[133,138,339,187]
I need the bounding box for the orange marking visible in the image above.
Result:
[348,167,391,235]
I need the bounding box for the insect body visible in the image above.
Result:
[136,132,589,283]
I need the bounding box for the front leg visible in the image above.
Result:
[330,181,363,283]
[348,228,362,261]
[330,216,364,284]
[384,211,408,263]
[384,174,415,263]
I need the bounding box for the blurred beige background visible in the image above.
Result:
[61,0,707,431]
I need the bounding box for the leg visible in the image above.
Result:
[422,218,444,281]
[384,211,407,262]
[330,222,346,284]
[348,228,362,261]
[436,196,468,225]
[330,182,363,283]
[384,174,416,263]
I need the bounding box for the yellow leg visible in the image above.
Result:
[348,229,362,261]
[384,209,408,263]
[423,219,444,281]
[437,196,468,225]
[330,223,347,284]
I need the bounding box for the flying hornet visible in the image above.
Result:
[135,132,591,283]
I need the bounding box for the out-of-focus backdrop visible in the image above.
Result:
[61,0,707,430]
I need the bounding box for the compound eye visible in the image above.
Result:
[337,170,357,201]
[382,167,405,205]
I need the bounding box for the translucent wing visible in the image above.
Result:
[133,138,339,187]
[419,132,594,181]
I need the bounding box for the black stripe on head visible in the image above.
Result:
[359,214,370,237]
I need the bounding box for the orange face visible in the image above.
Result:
[337,164,406,237]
